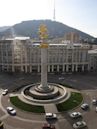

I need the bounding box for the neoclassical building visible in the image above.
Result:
[0,37,96,73]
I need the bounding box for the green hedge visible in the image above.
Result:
[56,92,83,112]
[10,96,45,113]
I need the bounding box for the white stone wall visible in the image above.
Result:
[0,39,95,73]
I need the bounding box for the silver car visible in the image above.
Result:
[92,99,97,105]
[70,112,82,118]
[81,103,89,110]
[6,107,16,115]
[2,89,8,95]
[73,121,86,129]
[45,113,57,119]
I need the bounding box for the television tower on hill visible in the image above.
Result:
[53,0,56,21]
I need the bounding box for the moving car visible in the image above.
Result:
[81,103,89,110]
[45,113,57,120]
[2,89,8,95]
[92,99,97,105]
[70,112,82,118]
[73,121,86,129]
[6,106,16,115]
[42,123,55,129]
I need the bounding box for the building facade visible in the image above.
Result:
[64,32,80,43]
[88,49,97,71]
[0,37,96,73]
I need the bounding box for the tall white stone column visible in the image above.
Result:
[38,24,51,92]
[41,47,48,89]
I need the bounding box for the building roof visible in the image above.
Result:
[6,36,30,40]
[88,49,97,54]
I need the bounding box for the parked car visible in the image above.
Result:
[70,112,82,118]
[92,99,97,105]
[6,107,16,115]
[95,107,97,112]
[81,103,89,110]
[73,121,86,129]
[42,123,55,129]
[2,89,8,95]
[45,113,57,120]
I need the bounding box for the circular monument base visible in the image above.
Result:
[34,84,54,93]
[21,83,70,104]
[30,85,59,99]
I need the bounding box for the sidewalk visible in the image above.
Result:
[44,104,58,113]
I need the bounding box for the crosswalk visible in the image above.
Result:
[44,104,58,113]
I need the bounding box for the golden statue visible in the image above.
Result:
[38,24,48,48]
[39,24,48,40]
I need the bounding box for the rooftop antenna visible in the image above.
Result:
[53,0,56,21]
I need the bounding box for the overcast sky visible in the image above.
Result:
[0,0,97,37]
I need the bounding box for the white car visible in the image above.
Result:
[81,103,89,110]
[73,121,86,129]
[70,112,82,118]
[92,99,97,105]
[95,107,97,112]
[6,107,16,115]
[2,89,8,95]
[45,113,57,119]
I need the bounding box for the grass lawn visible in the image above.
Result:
[56,92,83,112]
[10,96,45,113]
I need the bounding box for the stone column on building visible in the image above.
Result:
[51,65,54,72]
[88,64,90,71]
[21,65,24,72]
[48,65,50,72]
[30,66,32,73]
[66,64,69,72]
[25,65,27,73]
[72,64,74,72]
[12,66,15,72]
[62,65,65,72]
[38,65,40,72]
[75,64,78,72]
[57,65,59,72]
[82,65,84,72]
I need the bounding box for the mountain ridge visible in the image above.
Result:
[0,20,95,40]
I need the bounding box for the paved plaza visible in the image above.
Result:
[0,72,97,129]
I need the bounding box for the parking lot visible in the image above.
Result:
[0,72,97,129]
